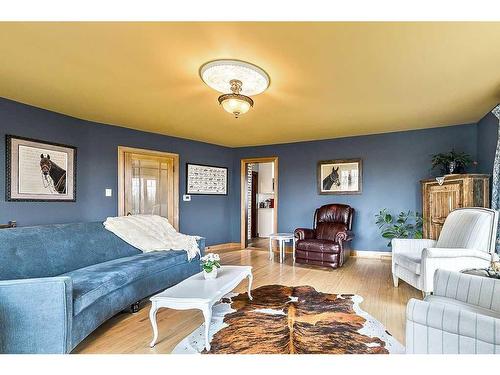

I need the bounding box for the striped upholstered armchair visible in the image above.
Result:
[406,269,500,354]
[392,207,498,295]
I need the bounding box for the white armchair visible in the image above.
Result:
[406,269,500,353]
[392,207,498,294]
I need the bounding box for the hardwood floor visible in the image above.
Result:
[73,248,421,354]
[248,237,269,248]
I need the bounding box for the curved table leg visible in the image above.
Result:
[149,302,159,348]
[201,304,212,351]
[247,272,254,300]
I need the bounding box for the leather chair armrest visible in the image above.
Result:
[294,228,315,240]
[335,230,354,243]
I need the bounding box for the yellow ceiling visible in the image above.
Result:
[0,22,499,147]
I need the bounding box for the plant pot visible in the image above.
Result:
[203,268,218,280]
[448,161,457,174]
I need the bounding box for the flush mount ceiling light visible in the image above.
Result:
[200,59,270,118]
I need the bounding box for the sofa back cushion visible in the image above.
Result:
[0,222,141,280]
[314,204,354,230]
[315,222,348,241]
[436,208,498,252]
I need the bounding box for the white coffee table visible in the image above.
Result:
[269,233,296,263]
[148,265,253,351]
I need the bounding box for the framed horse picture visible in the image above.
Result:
[5,135,77,202]
[317,158,362,195]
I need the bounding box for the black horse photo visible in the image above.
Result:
[40,154,67,194]
[322,166,340,190]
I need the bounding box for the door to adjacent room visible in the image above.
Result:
[117,146,179,230]
[240,157,278,249]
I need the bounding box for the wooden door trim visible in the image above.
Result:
[117,146,179,230]
[240,157,278,249]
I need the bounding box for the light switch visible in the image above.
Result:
[183,194,191,201]
[105,188,113,197]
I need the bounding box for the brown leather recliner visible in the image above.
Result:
[294,204,354,269]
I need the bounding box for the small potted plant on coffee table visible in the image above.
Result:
[201,253,221,280]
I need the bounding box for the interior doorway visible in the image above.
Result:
[117,146,179,230]
[240,157,278,249]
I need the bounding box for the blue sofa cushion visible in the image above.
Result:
[63,250,191,315]
[0,222,141,280]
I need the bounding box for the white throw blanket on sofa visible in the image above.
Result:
[103,215,200,260]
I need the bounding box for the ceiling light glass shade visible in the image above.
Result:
[200,59,270,96]
[218,93,254,118]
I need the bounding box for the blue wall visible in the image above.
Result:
[1,97,488,251]
[232,125,478,251]
[0,98,235,246]
[477,110,498,175]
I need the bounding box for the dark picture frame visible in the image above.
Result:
[186,163,228,195]
[6,135,77,202]
[317,158,362,195]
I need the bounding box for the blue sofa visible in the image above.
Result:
[0,221,204,354]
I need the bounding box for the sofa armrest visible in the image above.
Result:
[420,249,492,293]
[423,248,491,261]
[0,276,73,353]
[432,269,500,312]
[391,238,437,255]
[406,298,500,353]
[294,228,315,240]
[335,230,354,243]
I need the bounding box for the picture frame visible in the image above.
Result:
[186,163,228,195]
[317,158,362,195]
[6,135,77,202]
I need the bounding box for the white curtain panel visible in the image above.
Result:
[490,104,500,252]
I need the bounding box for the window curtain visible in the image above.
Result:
[491,104,500,252]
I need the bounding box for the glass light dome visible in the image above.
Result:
[218,93,253,118]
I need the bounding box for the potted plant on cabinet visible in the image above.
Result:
[431,150,473,175]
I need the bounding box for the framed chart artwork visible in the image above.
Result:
[186,163,228,195]
[6,135,77,202]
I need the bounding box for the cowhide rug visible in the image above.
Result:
[172,285,404,354]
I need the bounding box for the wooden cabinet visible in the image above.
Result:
[421,174,490,240]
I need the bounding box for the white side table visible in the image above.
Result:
[269,233,295,263]
[149,265,253,351]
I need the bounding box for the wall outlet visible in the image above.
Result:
[105,188,113,197]
[183,194,191,202]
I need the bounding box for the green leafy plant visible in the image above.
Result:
[200,253,221,273]
[375,209,423,247]
[431,150,473,175]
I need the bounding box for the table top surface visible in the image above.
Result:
[151,265,252,303]
[461,268,500,279]
[269,233,294,239]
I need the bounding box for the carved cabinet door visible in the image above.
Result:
[427,181,463,240]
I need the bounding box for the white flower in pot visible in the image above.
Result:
[200,253,221,280]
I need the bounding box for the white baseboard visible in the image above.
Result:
[206,242,241,253]
[351,250,392,259]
